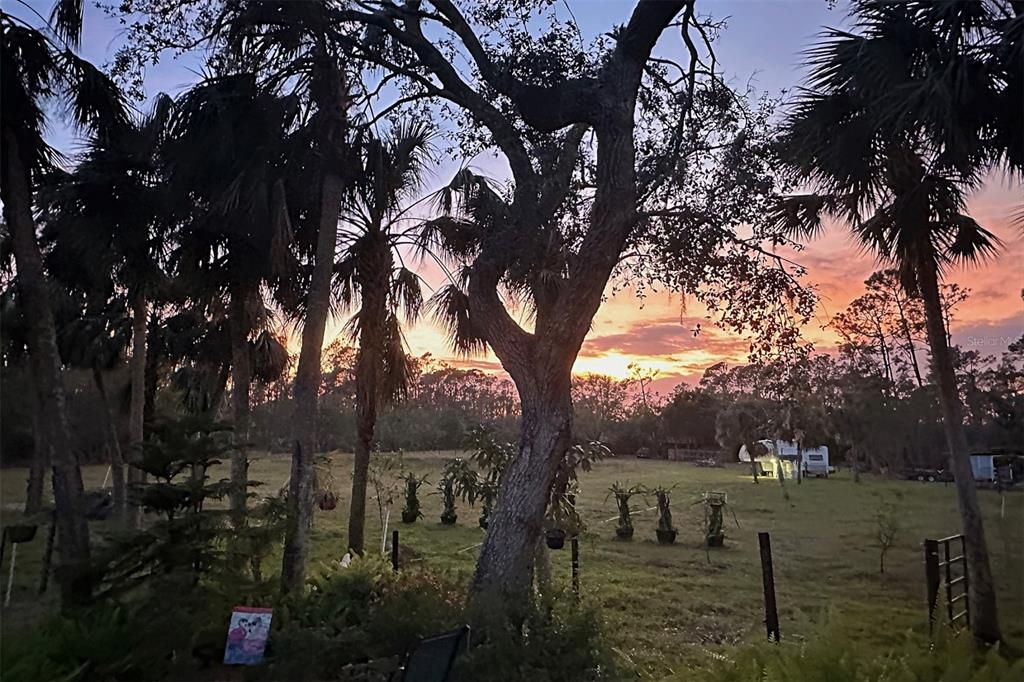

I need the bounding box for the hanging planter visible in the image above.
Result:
[7,524,37,544]
[318,490,338,511]
[545,528,566,550]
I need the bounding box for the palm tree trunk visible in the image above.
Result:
[92,366,126,518]
[229,287,252,519]
[127,291,147,528]
[25,384,48,515]
[282,167,346,592]
[347,237,390,556]
[2,127,91,606]
[918,257,1001,644]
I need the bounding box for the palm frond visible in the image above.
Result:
[250,329,290,383]
[49,0,84,48]
[391,266,424,325]
[59,49,129,140]
[767,194,831,240]
[379,312,413,405]
[427,283,489,356]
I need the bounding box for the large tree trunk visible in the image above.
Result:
[92,366,126,518]
[127,292,147,528]
[918,257,1001,645]
[281,168,346,591]
[229,287,252,519]
[2,127,91,606]
[472,377,572,606]
[346,236,390,556]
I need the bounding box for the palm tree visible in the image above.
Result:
[774,2,1009,643]
[1,0,128,605]
[165,73,298,519]
[54,295,131,518]
[41,96,174,522]
[213,0,354,591]
[0,283,48,513]
[336,123,433,555]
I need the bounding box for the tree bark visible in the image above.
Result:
[25,383,49,515]
[92,366,126,519]
[472,372,573,605]
[918,256,1001,645]
[2,127,91,606]
[127,291,147,528]
[229,287,252,519]
[281,167,346,591]
[346,235,391,556]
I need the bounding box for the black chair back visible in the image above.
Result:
[400,625,470,682]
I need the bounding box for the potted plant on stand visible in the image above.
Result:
[401,472,428,523]
[697,491,738,548]
[313,455,338,511]
[607,482,643,541]
[467,425,515,529]
[436,459,478,526]
[649,485,677,544]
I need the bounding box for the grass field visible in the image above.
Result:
[1,452,1022,677]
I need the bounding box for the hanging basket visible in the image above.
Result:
[318,491,338,511]
[7,524,37,544]
[545,528,566,550]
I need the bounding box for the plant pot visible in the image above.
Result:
[545,528,566,550]
[6,524,37,544]
[401,509,419,524]
[479,517,488,529]
[706,534,724,548]
[656,528,677,545]
[440,511,457,525]
[318,492,338,511]
[615,526,634,541]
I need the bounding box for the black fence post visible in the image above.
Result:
[758,532,781,642]
[924,539,940,636]
[571,536,580,598]
[391,530,399,572]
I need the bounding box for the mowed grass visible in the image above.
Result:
[2,453,1022,677]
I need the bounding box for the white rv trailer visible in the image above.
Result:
[738,439,830,478]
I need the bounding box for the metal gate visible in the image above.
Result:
[924,534,970,635]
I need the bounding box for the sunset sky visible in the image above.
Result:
[21,0,1024,393]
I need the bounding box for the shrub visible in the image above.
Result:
[458,589,622,682]
[692,624,1023,682]
[264,556,464,681]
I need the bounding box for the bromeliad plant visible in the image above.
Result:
[436,458,478,525]
[467,425,515,529]
[313,455,338,511]
[400,472,429,524]
[696,491,739,553]
[647,484,678,545]
[606,482,644,541]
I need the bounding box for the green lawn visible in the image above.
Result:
[2,453,1022,677]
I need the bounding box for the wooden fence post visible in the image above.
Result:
[924,539,940,636]
[758,532,781,642]
[391,530,399,573]
[571,536,580,598]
